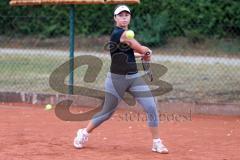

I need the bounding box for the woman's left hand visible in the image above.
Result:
[142,49,152,61]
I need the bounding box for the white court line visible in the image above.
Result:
[1,48,240,66]
[0,105,34,110]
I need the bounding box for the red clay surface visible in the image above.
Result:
[0,103,240,160]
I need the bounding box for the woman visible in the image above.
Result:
[73,5,168,154]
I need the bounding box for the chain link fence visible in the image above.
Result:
[0,4,240,106]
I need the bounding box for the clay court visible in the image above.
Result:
[1,103,239,160]
[1,0,240,160]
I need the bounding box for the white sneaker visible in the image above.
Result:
[73,128,89,149]
[152,139,169,154]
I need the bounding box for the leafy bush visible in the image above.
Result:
[0,0,239,46]
[131,12,169,46]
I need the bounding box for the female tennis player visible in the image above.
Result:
[73,5,168,154]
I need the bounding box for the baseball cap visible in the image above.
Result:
[114,5,131,16]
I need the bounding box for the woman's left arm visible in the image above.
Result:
[134,51,152,61]
[134,52,144,58]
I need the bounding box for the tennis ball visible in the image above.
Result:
[126,30,135,39]
[45,104,53,111]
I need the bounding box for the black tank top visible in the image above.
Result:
[109,26,138,75]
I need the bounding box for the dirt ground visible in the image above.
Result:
[0,103,239,160]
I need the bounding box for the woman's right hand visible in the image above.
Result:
[121,32,152,57]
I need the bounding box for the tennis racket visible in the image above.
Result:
[141,52,153,82]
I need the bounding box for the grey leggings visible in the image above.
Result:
[92,72,159,127]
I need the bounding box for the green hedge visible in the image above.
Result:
[0,0,239,46]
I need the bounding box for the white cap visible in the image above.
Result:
[114,5,131,16]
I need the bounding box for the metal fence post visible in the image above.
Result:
[69,5,75,95]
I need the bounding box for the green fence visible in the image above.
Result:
[0,3,240,105]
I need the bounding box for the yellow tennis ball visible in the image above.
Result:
[45,104,53,110]
[126,30,135,39]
